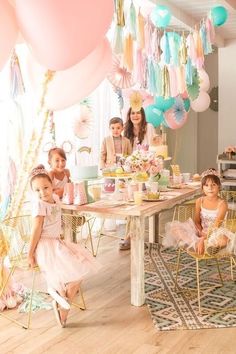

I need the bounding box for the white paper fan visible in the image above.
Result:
[73,105,93,139]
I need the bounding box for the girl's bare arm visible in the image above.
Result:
[28,215,44,268]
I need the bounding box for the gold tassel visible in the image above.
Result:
[179,32,188,65]
[116,0,125,27]
[162,66,170,98]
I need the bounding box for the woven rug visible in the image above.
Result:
[144,243,236,331]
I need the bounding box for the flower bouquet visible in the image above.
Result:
[124,145,163,182]
[224,145,236,160]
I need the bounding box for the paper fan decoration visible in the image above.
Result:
[130,91,143,111]
[164,97,188,129]
[187,68,200,101]
[107,54,134,89]
[73,105,93,139]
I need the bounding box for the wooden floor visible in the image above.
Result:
[1,234,236,354]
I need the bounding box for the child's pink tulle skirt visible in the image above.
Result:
[35,236,101,293]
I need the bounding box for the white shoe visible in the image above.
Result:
[48,288,70,310]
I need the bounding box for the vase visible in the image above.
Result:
[227,152,232,160]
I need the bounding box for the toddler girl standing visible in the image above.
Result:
[28,165,100,327]
[48,147,71,199]
[163,169,236,255]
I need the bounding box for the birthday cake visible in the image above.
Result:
[149,145,168,159]
[149,134,168,159]
[71,165,98,181]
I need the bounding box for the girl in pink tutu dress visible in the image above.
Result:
[28,165,100,327]
[163,169,236,255]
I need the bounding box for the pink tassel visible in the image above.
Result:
[205,17,215,44]
[10,50,25,99]
[186,33,197,65]
[134,48,144,84]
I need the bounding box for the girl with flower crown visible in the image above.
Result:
[28,165,101,327]
[163,168,236,255]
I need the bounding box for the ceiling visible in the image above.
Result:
[150,0,236,46]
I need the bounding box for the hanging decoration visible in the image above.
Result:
[107,54,134,89]
[108,1,224,129]
[164,97,188,129]
[150,5,171,29]
[211,6,228,27]
[10,50,25,99]
[190,91,210,112]
[154,96,174,112]
[72,105,93,139]
[145,104,164,128]
[187,68,200,101]
[129,91,143,112]
[112,86,124,112]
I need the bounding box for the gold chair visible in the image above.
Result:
[0,215,86,329]
[171,204,236,314]
[61,212,97,256]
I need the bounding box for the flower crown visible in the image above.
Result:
[201,168,219,180]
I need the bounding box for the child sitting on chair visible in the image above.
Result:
[163,168,236,255]
[28,165,100,327]
[48,147,71,199]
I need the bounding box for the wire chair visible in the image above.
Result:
[170,204,236,314]
[61,212,97,256]
[0,215,86,329]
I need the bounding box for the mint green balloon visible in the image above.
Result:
[154,96,175,112]
[151,5,171,29]
[145,104,164,128]
[211,6,228,27]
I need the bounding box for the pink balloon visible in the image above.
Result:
[164,109,188,129]
[190,91,210,112]
[198,69,210,92]
[27,38,112,111]
[15,0,114,70]
[0,0,18,70]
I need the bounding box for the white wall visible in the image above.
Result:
[218,39,236,153]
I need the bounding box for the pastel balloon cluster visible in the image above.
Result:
[0,0,114,110]
[145,95,189,130]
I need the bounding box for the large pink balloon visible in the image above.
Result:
[0,0,18,70]
[164,109,188,129]
[15,0,114,70]
[190,91,210,112]
[27,38,112,111]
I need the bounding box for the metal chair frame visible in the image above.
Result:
[0,215,86,329]
[171,203,236,314]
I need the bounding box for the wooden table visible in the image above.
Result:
[62,187,201,307]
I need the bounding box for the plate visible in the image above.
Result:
[143,196,167,202]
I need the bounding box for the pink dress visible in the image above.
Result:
[52,175,69,190]
[32,194,100,293]
[163,198,236,253]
